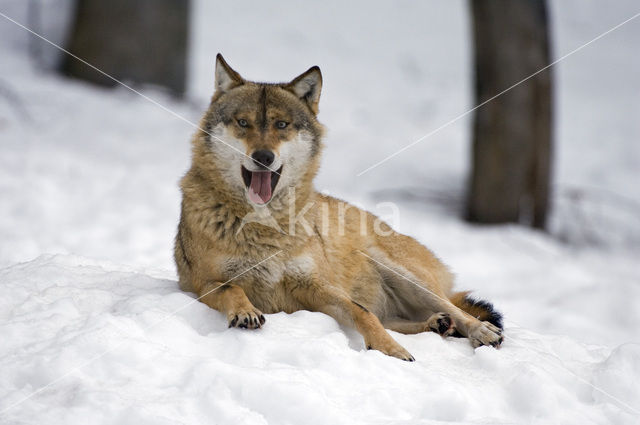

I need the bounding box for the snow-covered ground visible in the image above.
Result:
[1,0,639,423]
[1,255,639,425]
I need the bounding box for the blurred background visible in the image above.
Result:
[0,0,639,346]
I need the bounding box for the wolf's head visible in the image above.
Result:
[195,54,325,207]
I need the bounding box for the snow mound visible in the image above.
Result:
[1,255,638,424]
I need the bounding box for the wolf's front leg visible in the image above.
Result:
[198,282,265,329]
[293,286,414,361]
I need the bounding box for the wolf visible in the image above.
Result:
[174,54,503,361]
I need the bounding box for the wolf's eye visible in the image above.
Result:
[275,121,288,129]
[237,119,248,128]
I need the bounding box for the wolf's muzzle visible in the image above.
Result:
[251,150,275,169]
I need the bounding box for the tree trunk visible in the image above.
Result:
[466,0,552,229]
[61,0,189,96]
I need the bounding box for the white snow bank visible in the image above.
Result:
[1,0,640,422]
[1,255,638,425]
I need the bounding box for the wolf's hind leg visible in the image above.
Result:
[384,313,456,336]
[383,319,426,335]
[292,285,414,361]
[369,248,503,348]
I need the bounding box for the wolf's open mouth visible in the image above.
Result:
[241,165,283,204]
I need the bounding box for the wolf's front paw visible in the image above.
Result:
[426,312,456,337]
[469,321,503,348]
[228,308,265,329]
[367,335,415,362]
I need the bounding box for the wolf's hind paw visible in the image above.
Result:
[426,312,456,337]
[469,321,503,348]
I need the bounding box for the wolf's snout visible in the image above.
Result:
[242,148,282,204]
[252,150,275,168]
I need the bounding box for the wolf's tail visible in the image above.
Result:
[450,291,503,329]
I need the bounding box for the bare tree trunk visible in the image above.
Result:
[466,0,552,229]
[61,0,189,96]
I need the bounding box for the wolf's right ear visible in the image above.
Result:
[215,54,244,94]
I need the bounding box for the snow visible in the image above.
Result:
[1,0,640,423]
[1,255,638,425]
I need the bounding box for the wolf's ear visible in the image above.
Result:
[215,54,244,94]
[286,66,322,114]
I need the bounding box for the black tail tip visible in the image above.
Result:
[465,295,504,329]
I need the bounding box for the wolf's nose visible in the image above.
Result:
[252,150,275,168]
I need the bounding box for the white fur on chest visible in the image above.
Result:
[285,255,315,278]
[223,254,315,286]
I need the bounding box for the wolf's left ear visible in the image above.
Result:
[286,66,322,114]
[215,53,244,94]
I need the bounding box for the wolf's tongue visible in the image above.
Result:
[248,171,272,204]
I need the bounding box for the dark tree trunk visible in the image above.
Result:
[466,0,552,229]
[61,0,189,96]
